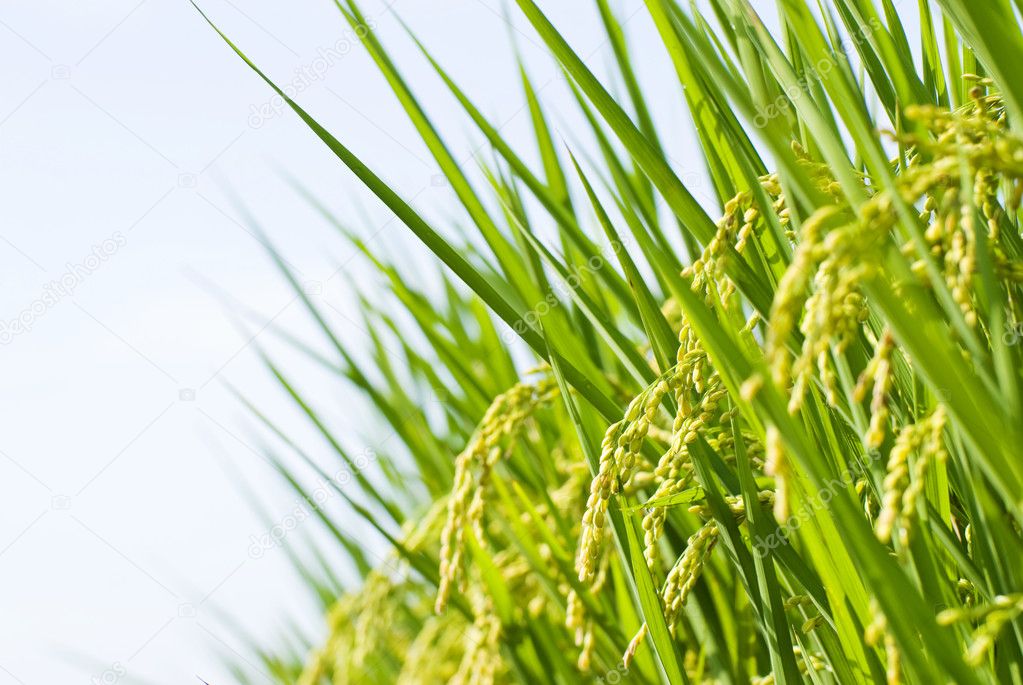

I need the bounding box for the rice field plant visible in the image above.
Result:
[200,0,1023,683]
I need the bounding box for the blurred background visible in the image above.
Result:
[0,0,737,682]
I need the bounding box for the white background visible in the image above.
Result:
[0,0,739,683]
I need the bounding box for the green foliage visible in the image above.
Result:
[200,1,1023,683]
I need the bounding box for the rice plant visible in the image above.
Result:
[201,0,1023,683]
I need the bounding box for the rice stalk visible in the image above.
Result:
[199,1,1023,682]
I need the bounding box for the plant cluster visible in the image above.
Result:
[202,0,1023,683]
